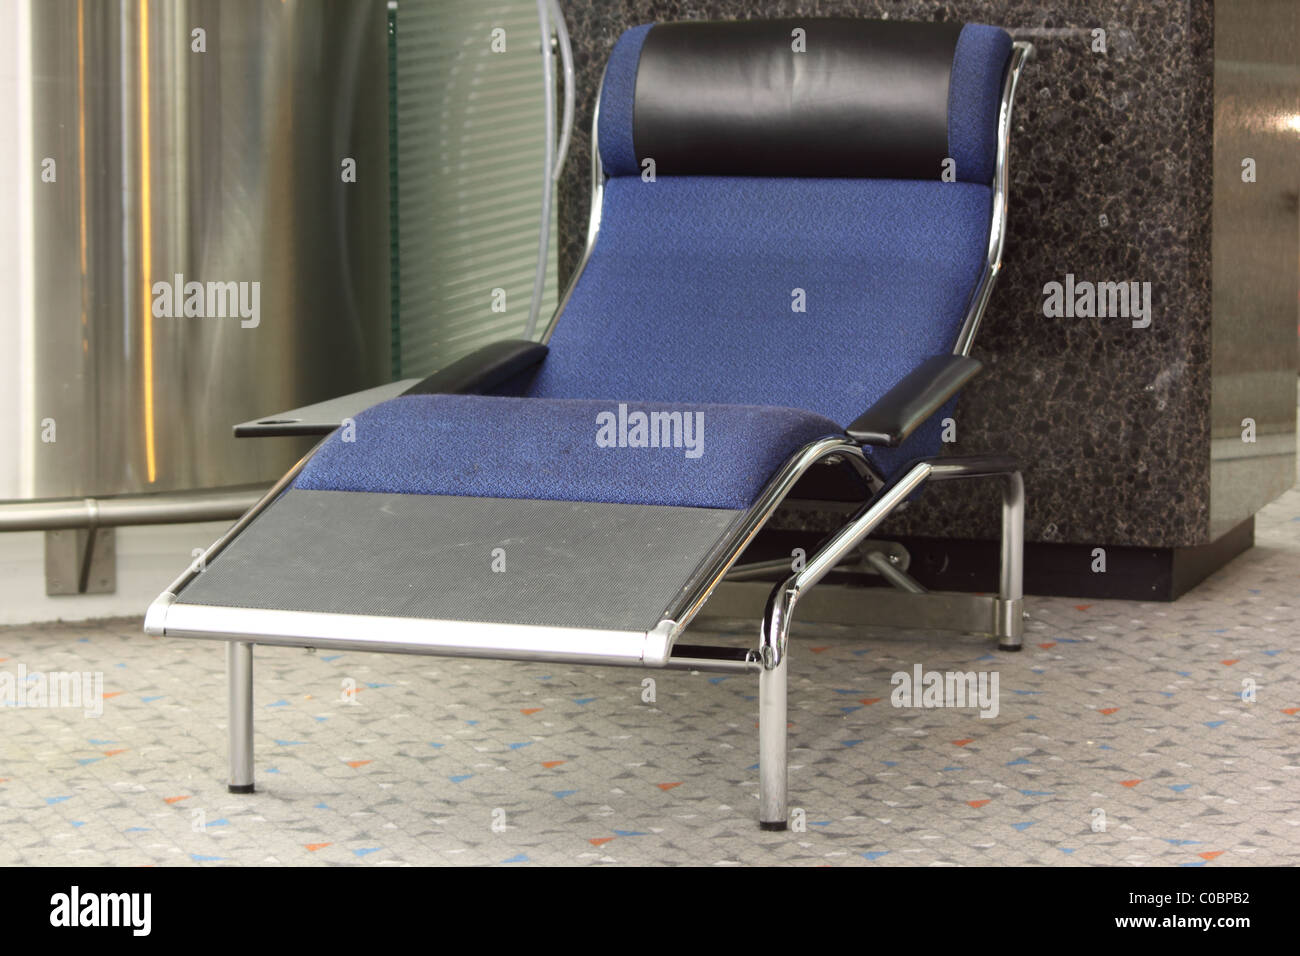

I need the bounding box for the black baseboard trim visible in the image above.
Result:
[746,518,1254,602]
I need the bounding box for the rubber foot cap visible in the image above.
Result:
[759,820,788,831]
[998,643,1023,652]
[228,783,255,794]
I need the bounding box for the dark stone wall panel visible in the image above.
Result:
[556,1,1222,548]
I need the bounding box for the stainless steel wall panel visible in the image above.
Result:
[8,0,391,500]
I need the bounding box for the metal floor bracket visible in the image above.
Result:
[45,527,117,595]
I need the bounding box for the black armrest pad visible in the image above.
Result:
[234,379,421,437]
[401,339,549,397]
[847,354,983,447]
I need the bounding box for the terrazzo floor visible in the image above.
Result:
[2,480,1298,866]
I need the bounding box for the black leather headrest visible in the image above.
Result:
[598,18,1014,183]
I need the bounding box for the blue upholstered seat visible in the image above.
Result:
[301,20,1014,507]
[294,394,842,510]
[523,176,992,478]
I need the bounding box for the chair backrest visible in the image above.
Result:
[525,18,1013,440]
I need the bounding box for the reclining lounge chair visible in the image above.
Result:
[147,18,1032,830]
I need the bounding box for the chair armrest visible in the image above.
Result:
[400,339,548,396]
[234,379,421,437]
[847,354,983,447]
[234,339,549,438]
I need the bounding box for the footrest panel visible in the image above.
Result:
[156,490,744,664]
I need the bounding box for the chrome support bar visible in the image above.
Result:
[724,540,913,585]
[927,454,1020,481]
[995,596,1025,648]
[665,643,761,674]
[724,557,799,581]
[0,487,267,533]
[699,582,1011,635]
[863,550,927,593]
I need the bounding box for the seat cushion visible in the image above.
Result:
[293,394,844,510]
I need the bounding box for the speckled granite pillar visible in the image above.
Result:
[556,0,1298,556]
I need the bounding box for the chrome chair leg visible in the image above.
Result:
[927,457,1026,650]
[758,578,798,829]
[753,463,933,829]
[749,458,1026,826]
[758,636,789,830]
[996,470,1025,651]
[227,641,255,793]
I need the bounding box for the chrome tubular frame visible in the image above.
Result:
[953,41,1033,357]
[758,454,1027,670]
[752,455,1024,826]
